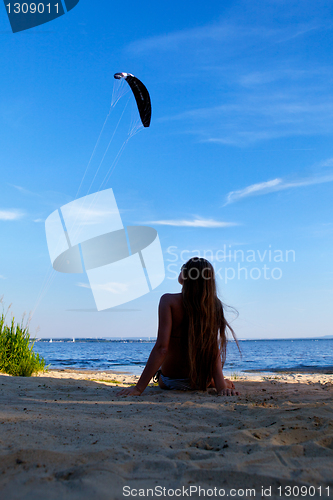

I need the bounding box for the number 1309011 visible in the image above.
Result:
[6,3,60,14]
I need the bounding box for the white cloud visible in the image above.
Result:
[0,275,6,280]
[226,179,282,204]
[0,210,24,221]
[77,282,91,289]
[149,217,238,228]
[225,175,333,204]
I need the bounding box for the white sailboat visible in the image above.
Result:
[49,339,52,343]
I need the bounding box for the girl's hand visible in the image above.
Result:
[217,379,239,395]
[223,378,235,389]
[217,388,239,396]
[118,386,142,396]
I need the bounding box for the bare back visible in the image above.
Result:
[160,293,190,378]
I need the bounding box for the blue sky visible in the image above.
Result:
[0,0,332,339]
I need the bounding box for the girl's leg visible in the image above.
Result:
[154,369,169,389]
[158,377,168,389]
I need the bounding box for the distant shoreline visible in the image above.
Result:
[33,336,333,342]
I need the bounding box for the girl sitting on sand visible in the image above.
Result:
[119,257,239,396]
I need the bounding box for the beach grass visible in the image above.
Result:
[0,306,46,377]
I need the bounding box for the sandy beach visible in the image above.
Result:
[0,370,333,499]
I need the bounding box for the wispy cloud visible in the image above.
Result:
[77,282,90,289]
[0,210,25,221]
[317,157,333,168]
[237,68,319,88]
[0,275,6,280]
[125,14,333,147]
[159,98,333,146]
[127,21,318,55]
[127,23,238,54]
[9,184,37,196]
[149,217,238,228]
[225,174,333,205]
[275,25,320,44]
[226,179,282,204]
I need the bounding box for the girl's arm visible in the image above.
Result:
[212,353,239,396]
[118,294,173,396]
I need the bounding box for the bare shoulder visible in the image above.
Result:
[159,293,183,307]
[159,293,184,326]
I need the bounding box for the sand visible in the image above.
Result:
[1,370,333,499]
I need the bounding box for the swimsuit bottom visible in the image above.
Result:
[159,373,192,391]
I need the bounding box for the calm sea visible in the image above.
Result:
[33,338,333,375]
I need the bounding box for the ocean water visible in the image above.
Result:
[33,338,333,375]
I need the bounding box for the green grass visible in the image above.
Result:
[0,304,46,377]
[230,372,241,380]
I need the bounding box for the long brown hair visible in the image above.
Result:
[181,257,238,390]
